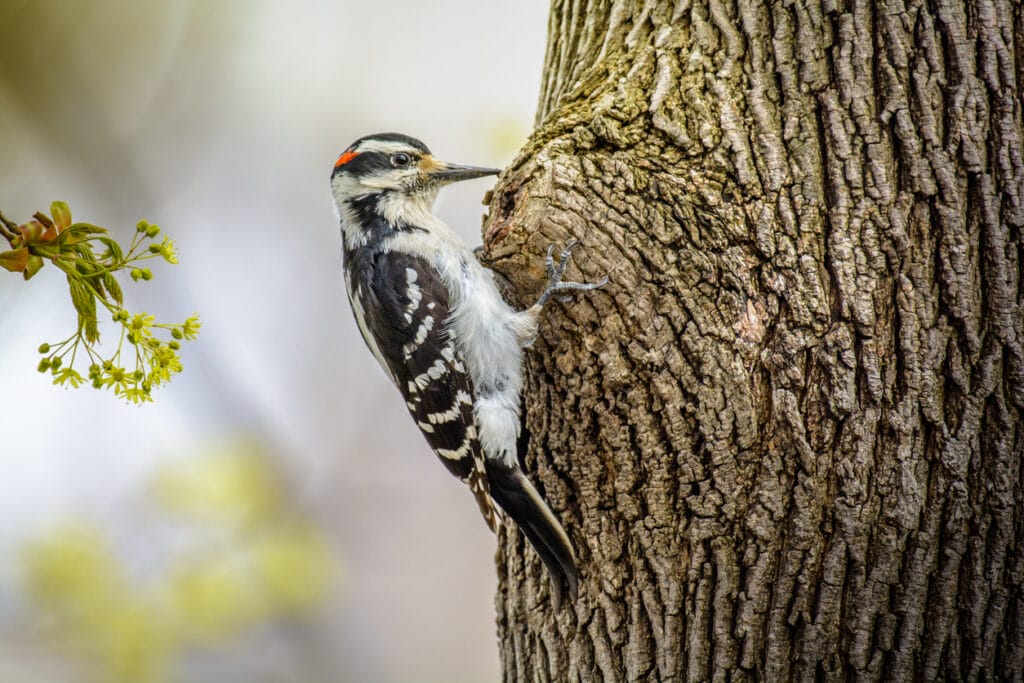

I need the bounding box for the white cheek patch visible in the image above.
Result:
[360,171,417,192]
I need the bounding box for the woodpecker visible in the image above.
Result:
[331,132,605,605]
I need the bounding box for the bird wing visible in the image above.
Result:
[349,249,496,531]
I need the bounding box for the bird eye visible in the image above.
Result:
[391,153,412,167]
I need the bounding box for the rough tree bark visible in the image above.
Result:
[479,0,1024,680]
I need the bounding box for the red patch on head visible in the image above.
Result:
[334,150,361,168]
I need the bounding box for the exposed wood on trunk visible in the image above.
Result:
[481,0,1024,680]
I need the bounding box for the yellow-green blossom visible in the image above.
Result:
[1,202,200,404]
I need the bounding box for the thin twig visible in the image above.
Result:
[32,211,54,229]
[0,210,18,246]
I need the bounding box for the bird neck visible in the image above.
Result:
[337,189,449,253]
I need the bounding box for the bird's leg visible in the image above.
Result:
[512,241,607,347]
[535,240,608,308]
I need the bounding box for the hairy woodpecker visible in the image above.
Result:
[331,132,605,605]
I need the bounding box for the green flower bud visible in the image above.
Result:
[145,225,160,238]
[171,328,183,340]
[130,268,142,281]
[136,220,149,233]
[38,343,50,353]
[142,381,152,393]
[148,244,162,254]
[168,340,180,350]
[133,370,144,381]
[38,358,51,372]
[141,268,153,281]
[50,357,62,370]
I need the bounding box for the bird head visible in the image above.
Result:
[330,133,500,207]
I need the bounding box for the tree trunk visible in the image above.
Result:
[480,0,1024,680]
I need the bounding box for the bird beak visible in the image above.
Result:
[424,160,501,184]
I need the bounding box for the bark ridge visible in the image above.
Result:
[482,1,1024,680]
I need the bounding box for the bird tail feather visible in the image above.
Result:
[486,461,578,607]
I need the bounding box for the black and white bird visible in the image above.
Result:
[330,132,605,604]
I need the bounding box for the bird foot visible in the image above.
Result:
[535,241,608,307]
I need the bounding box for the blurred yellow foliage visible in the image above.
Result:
[170,563,261,640]
[153,444,281,529]
[23,526,119,618]
[250,527,330,613]
[21,442,333,683]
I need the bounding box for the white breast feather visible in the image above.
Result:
[386,215,527,468]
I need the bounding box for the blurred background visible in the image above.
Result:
[0,1,548,681]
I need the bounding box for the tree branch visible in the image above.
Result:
[0,210,18,246]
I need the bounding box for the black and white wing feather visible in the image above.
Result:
[346,249,497,530]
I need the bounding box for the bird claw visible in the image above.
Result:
[545,240,580,280]
[536,241,607,308]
